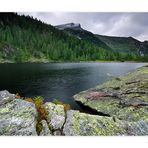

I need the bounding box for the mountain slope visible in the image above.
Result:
[0,13,122,63]
[0,13,112,62]
[56,23,148,61]
[96,34,148,56]
[0,13,147,63]
[56,23,112,51]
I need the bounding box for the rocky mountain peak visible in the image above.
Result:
[55,22,83,31]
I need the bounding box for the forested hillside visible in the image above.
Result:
[96,35,148,56]
[0,13,147,63]
[56,23,148,62]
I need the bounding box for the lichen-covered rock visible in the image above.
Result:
[53,130,62,136]
[63,110,127,136]
[44,102,65,130]
[126,120,148,136]
[74,66,148,122]
[40,120,52,136]
[0,90,15,105]
[0,91,38,136]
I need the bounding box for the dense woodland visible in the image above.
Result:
[0,13,147,63]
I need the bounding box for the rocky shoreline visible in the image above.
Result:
[0,65,148,136]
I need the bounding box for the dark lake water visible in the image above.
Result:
[0,62,147,110]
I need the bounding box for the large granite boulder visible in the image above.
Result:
[63,110,127,136]
[63,110,148,136]
[0,90,15,104]
[74,66,148,122]
[44,102,65,130]
[0,90,38,136]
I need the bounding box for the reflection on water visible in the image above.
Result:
[0,62,147,110]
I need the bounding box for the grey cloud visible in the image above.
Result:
[18,12,148,41]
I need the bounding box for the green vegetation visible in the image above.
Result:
[17,95,48,135]
[16,94,71,134]
[24,96,48,121]
[53,99,71,112]
[96,35,148,61]
[36,121,43,135]
[0,13,147,62]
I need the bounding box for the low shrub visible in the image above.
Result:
[15,94,49,135]
[34,96,44,108]
[32,96,48,121]
[53,99,63,105]
[36,121,43,135]
[63,104,71,112]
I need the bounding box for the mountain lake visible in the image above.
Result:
[0,62,147,110]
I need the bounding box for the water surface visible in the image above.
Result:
[0,62,147,110]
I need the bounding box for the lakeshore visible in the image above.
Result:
[0,65,147,136]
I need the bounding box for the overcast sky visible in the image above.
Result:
[18,12,148,41]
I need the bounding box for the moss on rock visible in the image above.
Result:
[74,66,148,122]
[63,110,127,136]
[0,96,38,136]
[44,102,66,130]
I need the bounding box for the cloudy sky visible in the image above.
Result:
[19,12,148,41]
